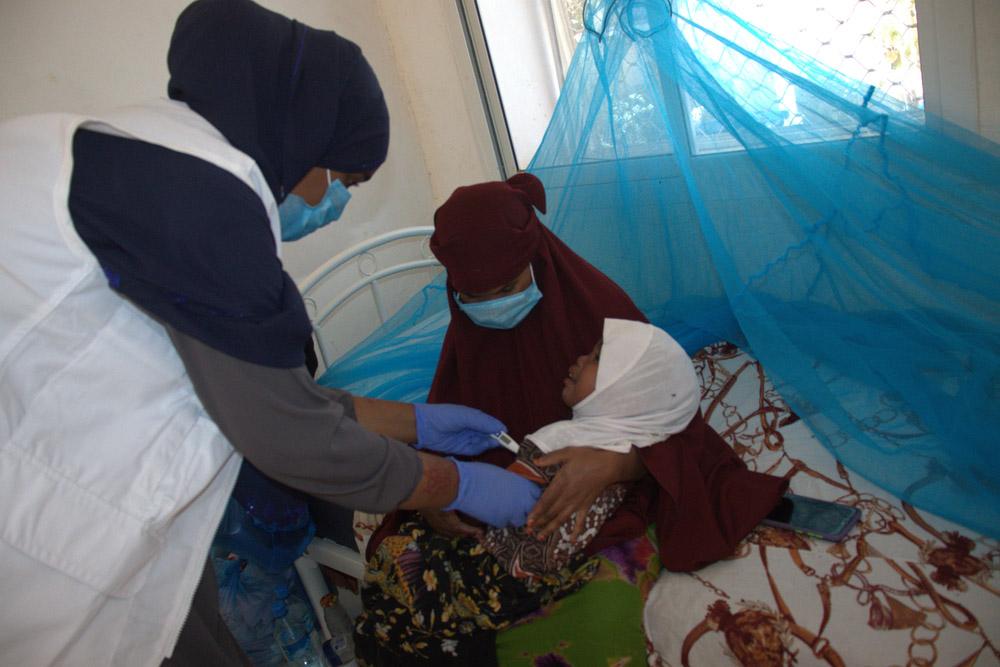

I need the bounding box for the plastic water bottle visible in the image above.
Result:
[213,556,294,667]
[321,591,356,666]
[272,593,329,666]
[216,465,316,574]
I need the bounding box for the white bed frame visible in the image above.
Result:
[298,225,440,370]
[294,226,441,644]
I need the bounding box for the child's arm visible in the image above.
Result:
[527,446,645,541]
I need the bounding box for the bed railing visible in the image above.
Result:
[298,226,440,370]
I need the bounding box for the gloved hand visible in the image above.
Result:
[444,458,542,528]
[413,403,505,456]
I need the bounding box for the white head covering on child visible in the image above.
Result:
[527,318,700,453]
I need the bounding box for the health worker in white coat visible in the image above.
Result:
[0,1,540,665]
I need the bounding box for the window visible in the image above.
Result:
[680,0,922,154]
[461,0,926,167]
[459,0,581,173]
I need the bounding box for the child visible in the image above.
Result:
[355,319,703,665]
[484,318,701,579]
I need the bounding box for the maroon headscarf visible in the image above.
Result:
[428,173,645,444]
[368,174,786,570]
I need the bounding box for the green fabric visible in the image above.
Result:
[497,530,661,666]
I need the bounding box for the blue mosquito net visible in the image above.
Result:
[320,0,1000,537]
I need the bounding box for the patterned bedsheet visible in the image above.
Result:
[351,343,999,665]
[645,344,999,666]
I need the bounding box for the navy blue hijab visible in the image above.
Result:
[69,0,389,368]
[167,0,389,198]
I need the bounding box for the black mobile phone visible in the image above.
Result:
[761,493,861,542]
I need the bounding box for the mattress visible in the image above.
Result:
[644,343,999,666]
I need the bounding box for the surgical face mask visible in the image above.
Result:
[455,266,543,329]
[278,170,351,242]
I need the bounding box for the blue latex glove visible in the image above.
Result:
[413,403,506,456]
[444,458,542,528]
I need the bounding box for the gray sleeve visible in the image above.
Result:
[163,324,422,513]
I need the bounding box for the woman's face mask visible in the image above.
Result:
[455,266,543,329]
[278,170,351,241]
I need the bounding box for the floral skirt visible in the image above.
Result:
[354,518,600,666]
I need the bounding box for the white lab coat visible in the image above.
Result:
[0,100,281,666]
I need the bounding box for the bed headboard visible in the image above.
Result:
[298,226,441,371]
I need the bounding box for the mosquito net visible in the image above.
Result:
[319,0,1000,537]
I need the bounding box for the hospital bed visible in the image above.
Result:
[295,227,999,666]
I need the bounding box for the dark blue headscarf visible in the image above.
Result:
[167,0,390,199]
[69,0,389,368]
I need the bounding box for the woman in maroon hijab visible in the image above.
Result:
[366,172,657,552]
[358,174,786,665]
[429,172,642,440]
[427,172,654,540]
[420,171,785,557]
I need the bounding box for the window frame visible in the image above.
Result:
[458,0,991,172]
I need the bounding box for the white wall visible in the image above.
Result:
[0,0,498,284]
[376,1,501,203]
[916,0,1000,143]
[477,0,564,169]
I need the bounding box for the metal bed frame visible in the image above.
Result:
[298,225,439,371]
[294,226,441,647]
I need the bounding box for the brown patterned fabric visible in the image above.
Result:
[482,439,628,580]
[643,343,1000,667]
